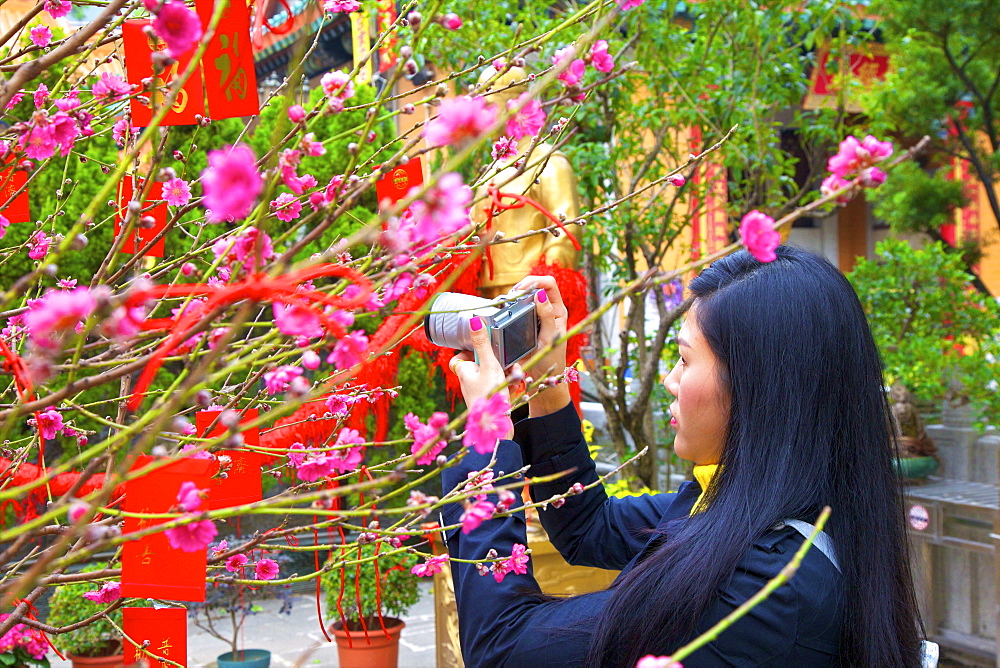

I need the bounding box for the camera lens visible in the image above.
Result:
[424,293,499,351]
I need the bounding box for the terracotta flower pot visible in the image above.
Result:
[331,618,405,668]
[67,654,125,668]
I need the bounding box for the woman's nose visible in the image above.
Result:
[664,360,681,397]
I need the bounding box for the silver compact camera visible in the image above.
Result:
[424,289,540,369]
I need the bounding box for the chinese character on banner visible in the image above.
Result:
[123,607,187,668]
[802,44,890,114]
[115,176,168,257]
[121,456,214,602]
[350,8,372,85]
[195,408,264,509]
[122,19,206,126]
[0,157,29,223]
[196,0,260,118]
[375,0,397,73]
[375,156,423,212]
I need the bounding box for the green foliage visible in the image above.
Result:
[869,162,967,235]
[320,543,419,628]
[45,567,122,657]
[848,238,1000,425]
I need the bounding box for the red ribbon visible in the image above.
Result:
[125,263,373,411]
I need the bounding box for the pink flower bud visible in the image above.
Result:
[181,262,196,276]
[441,12,462,30]
[668,175,686,187]
[860,167,886,188]
[287,104,306,123]
[302,350,321,370]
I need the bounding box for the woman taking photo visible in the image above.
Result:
[442,246,924,667]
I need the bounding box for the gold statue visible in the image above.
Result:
[473,66,582,299]
[890,382,938,459]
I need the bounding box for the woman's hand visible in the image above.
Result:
[512,275,572,418]
[449,315,514,438]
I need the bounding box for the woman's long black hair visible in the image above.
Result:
[585,246,923,667]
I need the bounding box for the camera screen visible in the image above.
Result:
[503,310,537,367]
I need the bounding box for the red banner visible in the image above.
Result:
[0,157,29,223]
[376,0,398,73]
[803,44,889,113]
[123,607,187,667]
[121,456,214,602]
[115,176,167,257]
[375,156,423,211]
[196,408,264,509]
[197,0,260,119]
[123,19,206,126]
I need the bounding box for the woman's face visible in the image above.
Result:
[664,304,730,465]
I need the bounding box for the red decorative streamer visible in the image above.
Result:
[125,263,373,411]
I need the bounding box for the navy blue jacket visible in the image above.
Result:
[441,402,843,667]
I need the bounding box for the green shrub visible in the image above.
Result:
[45,567,122,657]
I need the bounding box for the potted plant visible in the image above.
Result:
[320,543,419,668]
[189,546,294,668]
[0,613,50,667]
[45,567,123,667]
[849,239,1000,477]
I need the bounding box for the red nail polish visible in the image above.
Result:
[538,289,548,303]
[470,316,483,331]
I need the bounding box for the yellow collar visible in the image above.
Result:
[691,464,719,514]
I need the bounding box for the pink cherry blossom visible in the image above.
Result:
[152,1,203,57]
[91,73,132,101]
[112,117,137,147]
[177,480,206,512]
[424,96,497,147]
[213,540,229,555]
[411,554,449,577]
[201,145,263,223]
[738,210,781,263]
[301,133,325,157]
[325,393,354,416]
[103,304,147,340]
[506,93,546,140]
[68,500,89,523]
[165,518,218,552]
[33,84,49,109]
[263,365,303,395]
[36,407,64,440]
[463,393,513,454]
[273,302,324,339]
[82,581,121,604]
[302,350,321,370]
[330,330,369,370]
[271,193,302,222]
[463,470,495,501]
[553,46,586,86]
[636,656,682,668]
[44,0,72,19]
[323,0,360,12]
[5,91,23,110]
[160,177,191,207]
[827,135,893,178]
[590,40,614,73]
[492,136,517,161]
[405,411,450,465]
[29,26,52,48]
[820,173,851,203]
[320,71,355,101]
[617,0,645,9]
[860,135,893,162]
[288,104,306,122]
[668,175,686,187]
[441,12,462,30]
[564,366,580,383]
[25,286,97,347]
[328,428,365,472]
[0,215,9,241]
[255,558,280,580]
[384,172,471,253]
[295,452,334,482]
[460,499,496,534]
[225,553,248,572]
[860,167,886,188]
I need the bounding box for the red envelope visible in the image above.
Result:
[123,607,187,667]
[196,408,264,509]
[122,19,206,126]
[0,157,29,223]
[375,156,423,211]
[115,176,167,256]
[121,456,214,602]
[196,0,259,119]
